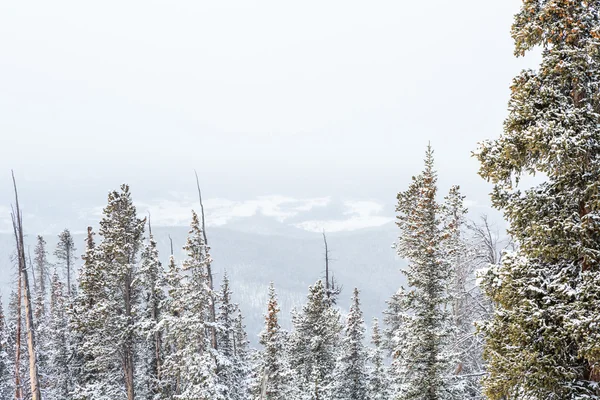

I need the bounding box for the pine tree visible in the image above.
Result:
[161,253,182,398]
[71,226,104,399]
[162,210,219,399]
[45,271,71,399]
[391,145,455,400]
[34,235,49,307]
[256,282,288,400]
[475,1,600,398]
[55,229,76,296]
[440,186,484,398]
[289,280,342,399]
[72,185,145,400]
[33,235,51,394]
[367,319,390,400]
[0,297,13,398]
[216,271,243,399]
[333,288,368,400]
[137,227,166,399]
[232,309,251,400]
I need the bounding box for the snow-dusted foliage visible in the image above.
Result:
[289,279,342,399]
[161,210,220,399]
[367,319,390,400]
[255,282,289,400]
[71,185,146,400]
[0,298,13,398]
[390,145,460,400]
[332,288,368,400]
[475,1,600,398]
[43,271,72,399]
[54,229,77,297]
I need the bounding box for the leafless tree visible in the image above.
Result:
[11,171,42,400]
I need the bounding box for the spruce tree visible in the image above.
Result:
[0,297,13,398]
[55,229,76,296]
[162,211,219,399]
[45,271,71,399]
[232,309,251,400]
[391,145,455,400]
[367,319,390,400]
[257,282,288,400]
[333,288,368,400]
[216,271,248,400]
[137,228,166,399]
[289,280,342,399]
[72,185,145,400]
[475,1,600,398]
[71,226,104,399]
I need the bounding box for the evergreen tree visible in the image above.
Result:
[440,186,484,398]
[391,145,456,400]
[161,253,182,398]
[55,229,76,296]
[289,280,342,399]
[71,226,104,399]
[216,271,247,399]
[162,210,219,399]
[72,185,145,400]
[45,271,71,399]
[232,309,251,400]
[367,319,390,400]
[0,297,13,398]
[33,235,50,336]
[137,228,166,399]
[8,287,29,400]
[475,1,600,397]
[333,288,368,400]
[256,282,288,400]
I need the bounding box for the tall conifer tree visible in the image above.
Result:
[476,1,600,397]
[391,145,455,400]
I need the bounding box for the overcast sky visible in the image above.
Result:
[0,0,538,233]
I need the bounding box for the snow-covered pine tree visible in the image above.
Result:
[33,235,49,309]
[289,279,342,399]
[333,288,368,400]
[54,229,76,296]
[161,253,182,398]
[475,1,600,398]
[256,282,288,400]
[391,145,456,400]
[44,270,71,399]
[97,184,145,400]
[367,319,390,400]
[232,309,251,400]
[72,185,145,400]
[440,186,484,398]
[216,271,250,399]
[71,226,104,399]
[137,226,166,399]
[162,210,220,399]
[32,235,51,394]
[0,297,13,398]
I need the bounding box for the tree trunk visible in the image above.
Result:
[11,172,42,400]
[194,171,217,351]
[14,273,23,400]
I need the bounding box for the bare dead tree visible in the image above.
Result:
[322,230,341,304]
[14,268,23,400]
[168,234,174,256]
[323,230,330,292]
[11,171,42,400]
[194,170,217,351]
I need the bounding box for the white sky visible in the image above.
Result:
[0,0,538,232]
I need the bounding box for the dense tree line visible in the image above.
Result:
[1,148,495,400]
[4,1,600,398]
